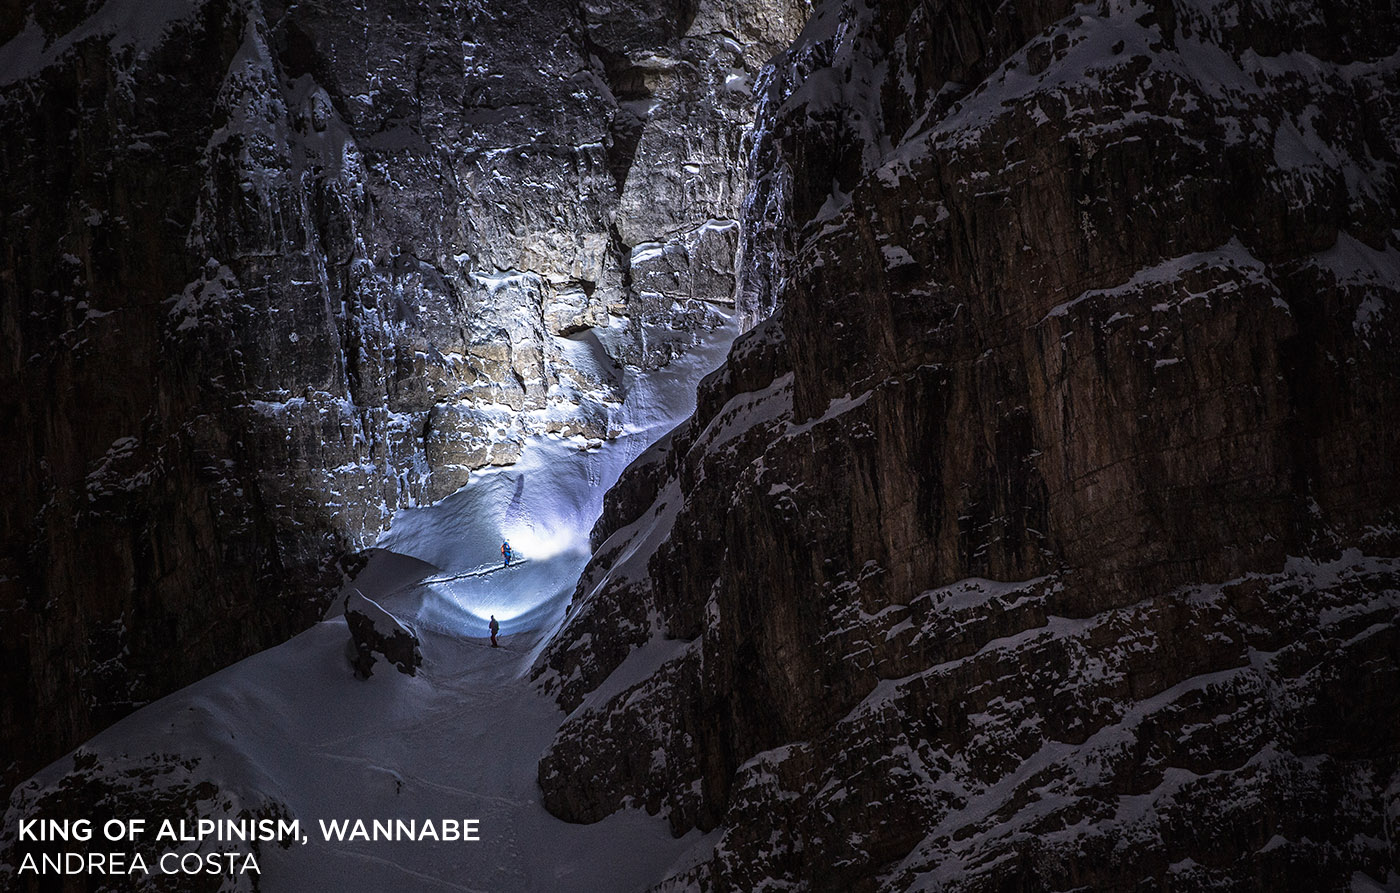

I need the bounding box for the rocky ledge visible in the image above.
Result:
[534,0,1400,888]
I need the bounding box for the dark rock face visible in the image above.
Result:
[0,0,805,793]
[1,748,292,893]
[536,0,1400,887]
[344,590,421,678]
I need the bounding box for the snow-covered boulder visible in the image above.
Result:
[344,592,422,679]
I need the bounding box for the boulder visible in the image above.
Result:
[343,591,422,679]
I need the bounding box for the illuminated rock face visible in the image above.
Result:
[536,0,1400,887]
[0,0,805,789]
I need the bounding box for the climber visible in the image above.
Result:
[501,540,512,566]
[489,615,500,648]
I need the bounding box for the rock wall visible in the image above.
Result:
[0,0,806,793]
[535,0,1400,888]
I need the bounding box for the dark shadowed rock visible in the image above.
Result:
[344,591,421,678]
[0,749,293,893]
[535,0,1400,888]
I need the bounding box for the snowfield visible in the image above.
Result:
[3,314,740,892]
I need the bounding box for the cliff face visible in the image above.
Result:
[0,0,805,792]
[535,0,1400,887]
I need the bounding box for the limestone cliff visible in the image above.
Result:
[535,0,1400,888]
[0,0,805,792]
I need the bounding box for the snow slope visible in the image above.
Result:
[3,314,741,891]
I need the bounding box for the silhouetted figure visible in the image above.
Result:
[501,540,512,566]
[489,615,500,648]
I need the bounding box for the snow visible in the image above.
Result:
[84,436,151,499]
[168,262,236,331]
[1352,871,1400,892]
[343,591,416,641]
[695,218,740,237]
[0,0,206,88]
[923,576,1048,613]
[1305,233,1400,338]
[693,372,794,457]
[10,616,705,891]
[571,637,696,719]
[881,245,915,268]
[1040,238,1272,322]
[325,550,440,621]
[630,242,668,265]
[370,313,741,637]
[7,314,744,891]
[470,268,539,294]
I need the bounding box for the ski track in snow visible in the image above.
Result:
[9,316,742,892]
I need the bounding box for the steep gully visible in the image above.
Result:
[4,0,1400,889]
[4,316,743,891]
[1,0,809,882]
[0,0,805,796]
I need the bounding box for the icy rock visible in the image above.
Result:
[343,591,422,679]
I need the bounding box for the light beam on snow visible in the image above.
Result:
[23,312,747,893]
[371,311,743,637]
[500,518,571,561]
